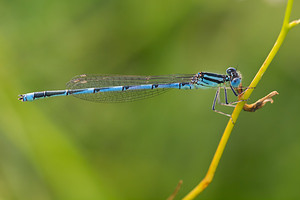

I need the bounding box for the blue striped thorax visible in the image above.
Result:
[191,67,241,89]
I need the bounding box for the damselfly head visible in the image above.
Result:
[226,67,241,88]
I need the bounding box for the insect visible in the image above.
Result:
[18,67,242,116]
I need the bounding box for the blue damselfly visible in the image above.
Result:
[18,67,242,116]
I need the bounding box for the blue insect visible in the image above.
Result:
[18,67,242,116]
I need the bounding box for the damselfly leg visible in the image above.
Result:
[212,87,232,118]
[212,86,253,117]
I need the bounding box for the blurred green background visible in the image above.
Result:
[1,0,300,199]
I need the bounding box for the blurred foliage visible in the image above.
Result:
[0,0,299,199]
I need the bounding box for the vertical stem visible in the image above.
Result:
[182,0,297,199]
[242,0,293,100]
[182,103,243,200]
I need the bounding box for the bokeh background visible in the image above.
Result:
[1,0,300,199]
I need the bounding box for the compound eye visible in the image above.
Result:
[231,77,241,88]
[226,67,236,75]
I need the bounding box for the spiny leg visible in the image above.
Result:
[224,86,228,104]
[219,86,246,107]
[212,87,232,118]
[216,87,236,108]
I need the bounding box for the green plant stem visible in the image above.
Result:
[182,0,299,199]
[242,0,294,100]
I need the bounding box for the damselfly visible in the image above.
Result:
[18,67,242,116]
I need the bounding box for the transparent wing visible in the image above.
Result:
[66,74,194,102]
